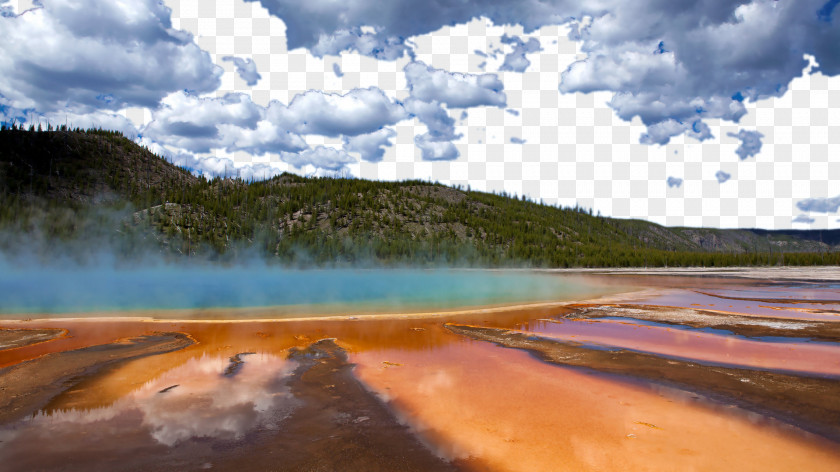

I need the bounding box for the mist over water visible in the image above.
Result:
[0,264,602,317]
[0,221,613,318]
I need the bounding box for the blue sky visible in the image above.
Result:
[1,0,839,229]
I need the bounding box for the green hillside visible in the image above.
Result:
[1,126,838,267]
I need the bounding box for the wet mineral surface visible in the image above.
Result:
[1,272,839,471]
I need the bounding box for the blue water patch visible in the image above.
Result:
[0,267,598,316]
[593,316,737,337]
[703,286,840,302]
[750,335,839,347]
[525,334,621,352]
[591,316,838,346]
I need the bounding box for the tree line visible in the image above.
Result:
[0,127,837,267]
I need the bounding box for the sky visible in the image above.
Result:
[1,0,839,230]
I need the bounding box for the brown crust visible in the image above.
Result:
[0,332,195,424]
[0,327,67,351]
[445,323,840,444]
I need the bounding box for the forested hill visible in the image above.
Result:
[1,126,838,267]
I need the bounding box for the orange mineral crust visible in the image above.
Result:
[629,290,840,321]
[2,275,839,471]
[351,326,840,472]
[0,312,519,410]
[518,317,840,377]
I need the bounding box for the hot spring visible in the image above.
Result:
[0,267,617,318]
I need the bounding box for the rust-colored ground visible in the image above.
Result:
[1,274,839,471]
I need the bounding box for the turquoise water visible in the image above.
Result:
[0,267,608,317]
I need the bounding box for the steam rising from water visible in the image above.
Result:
[0,218,606,317]
[0,263,595,317]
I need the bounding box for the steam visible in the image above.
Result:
[0,195,594,317]
[0,239,590,316]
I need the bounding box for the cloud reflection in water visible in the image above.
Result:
[1,353,298,449]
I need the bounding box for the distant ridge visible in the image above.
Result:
[1,127,837,267]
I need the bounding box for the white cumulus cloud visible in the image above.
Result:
[143,92,307,155]
[343,128,397,162]
[270,87,408,137]
[415,136,460,161]
[281,146,357,171]
[404,61,506,109]
[0,0,220,112]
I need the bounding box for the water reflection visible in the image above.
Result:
[0,353,296,466]
[700,285,840,302]
[631,290,840,321]
[518,317,840,377]
[2,275,840,471]
[140,353,296,446]
[351,327,840,472]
